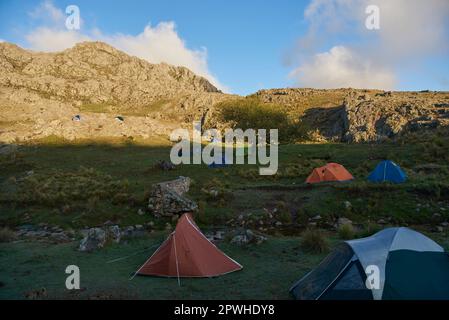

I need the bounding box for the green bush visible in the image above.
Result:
[0,227,17,243]
[275,201,292,224]
[338,224,355,240]
[356,223,382,238]
[300,229,329,254]
[215,98,299,142]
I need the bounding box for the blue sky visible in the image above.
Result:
[1,0,448,95]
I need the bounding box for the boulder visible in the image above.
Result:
[335,217,353,228]
[230,229,267,246]
[0,144,18,156]
[148,177,197,217]
[108,225,121,243]
[158,176,191,195]
[155,160,176,171]
[79,228,106,252]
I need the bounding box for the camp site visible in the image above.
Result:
[1,138,449,300]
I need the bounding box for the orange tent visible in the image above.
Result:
[306,163,354,184]
[134,213,242,278]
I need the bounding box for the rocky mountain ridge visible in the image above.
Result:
[0,41,448,143]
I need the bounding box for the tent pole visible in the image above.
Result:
[173,234,181,287]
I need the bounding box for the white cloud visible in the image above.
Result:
[289,0,449,89]
[29,0,65,24]
[26,27,90,52]
[24,1,226,91]
[290,46,396,89]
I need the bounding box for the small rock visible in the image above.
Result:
[79,228,106,252]
[337,217,353,227]
[137,209,145,216]
[343,201,352,209]
[50,232,70,242]
[215,231,225,240]
[230,229,267,246]
[108,225,121,243]
[155,160,176,171]
[145,221,155,228]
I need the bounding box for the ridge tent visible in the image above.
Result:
[368,160,407,183]
[134,213,242,278]
[306,163,354,184]
[290,227,449,300]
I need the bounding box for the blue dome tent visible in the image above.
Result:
[208,154,229,168]
[368,160,407,183]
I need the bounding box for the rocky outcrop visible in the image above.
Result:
[252,88,449,142]
[147,177,198,217]
[342,90,449,142]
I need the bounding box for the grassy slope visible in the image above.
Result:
[0,137,448,299]
[0,236,328,300]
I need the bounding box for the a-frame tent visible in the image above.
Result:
[134,213,242,278]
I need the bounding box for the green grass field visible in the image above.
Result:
[0,137,448,299]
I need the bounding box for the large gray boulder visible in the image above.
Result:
[147,177,198,217]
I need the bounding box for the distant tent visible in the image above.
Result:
[290,227,449,300]
[72,115,81,121]
[208,154,229,168]
[306,163,354,184]
[368,160,407,183]
[115,116,124,122]
[134,213,242,278]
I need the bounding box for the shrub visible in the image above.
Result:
[357,223,382,238]
[214,97,297,142]
[275,201,292,224]
[338,224,355,240]
[300,229,329,254]
[0,227,17,243]
[201,178,234,204]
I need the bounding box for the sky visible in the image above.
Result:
[0,0,448,95]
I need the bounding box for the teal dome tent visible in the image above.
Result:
[290,227,449,300]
